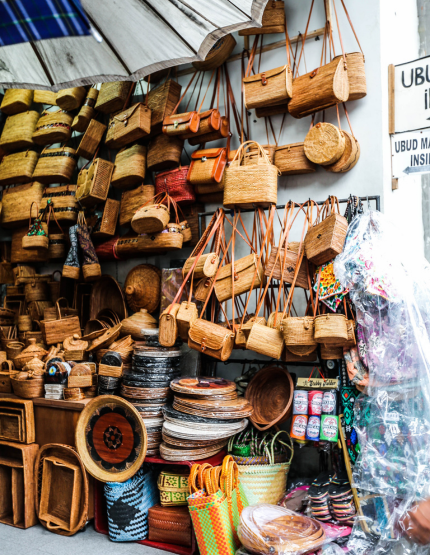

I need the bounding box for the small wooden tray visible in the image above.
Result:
[0,412,22,442]
[0,398,35,444]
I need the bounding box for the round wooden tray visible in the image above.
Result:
[162,431,230,448]
[121,384,171,399]
[159,441,226,462]
[34,443,89,536]
[75,396,147,483]
[170,376,237,396]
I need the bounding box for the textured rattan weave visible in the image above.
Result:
[0,111,40,152]
[1,89,34,115]
[119,184,155,227]
[147,134,183,173]
[32,110,73,145]
[95,81,133,114]
[76,119,107,160]
[92,199,120,239]
[72,88,99,132]
[33,147,77,185]
[111,144,146,190]
[56,87,86,111]
[0,151,39,186]
[76,158,114,207]
[274,143,317,175]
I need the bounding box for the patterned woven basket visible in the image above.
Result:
[33,147,77,185]
[40,185,78,223]
[155,166,194,205]
[0,111,40,152]
[237,462,291,505]
[32,109,73,146]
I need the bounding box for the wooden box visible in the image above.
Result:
[68,375,92,388]
[0,440,39,528]
[98,363,123,378]
[0,398,35,444]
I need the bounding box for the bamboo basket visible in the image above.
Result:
[304,123,345,166]
[239,1,286,35]
[11,228,49,264]
[1,89,34,115]
[192,35,236,70]
[111,144,146,190]
[214,254,263,302]
[48,233,68,260]
[76,120,107,159]
[131,202,170,234]
[244,66,292,110]
[56,87,87,111]
[159,303,181,347]
[246,323,284,359]
[281,317,317,356]
[223,141,278,209]
[146,79,182,132]
[34,90,57,105]
[92,199,120,239]
[183,253,220,280]
[72,88,99,132]
[98,363,124,378]
[119,184,155,227]
[18,315,32,333]
[0,111,40,152]
[25,281,49,302]
[64,387,85,400]
[320,344,344,360]
[304,212,348,266]
[6,341,25,360]
[76,158,114,207]
[288,58,349,119]
[32,110,73,145]
[95,81,133,114]
[147,134,183,173]
[314,314,348,345]
[188,319,235,361]
[324,131,360,173]
[333,52,367,100]
[106,103,152,149]
[274,143,317,175]
[40,185,78,223]
[10,376,44,399]
[176,302,198,341]
[40,301,81,345]
[265,247,308,290]
[0,151,39,186]
[33,147,77,184]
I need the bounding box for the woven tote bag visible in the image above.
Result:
[223,141,278,209]
[236,462,291,505]
[105,467,159,542]
[0,151,39,186]
[155,166,195,205]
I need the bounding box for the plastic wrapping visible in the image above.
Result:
[334,211,430,553]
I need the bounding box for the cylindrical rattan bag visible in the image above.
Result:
[32,109,73,146]
[223,141,278,209]
[72,88,99,132]
[0,111,40,152]
[314,312,348,345]
[56,87,87,111]
[1,89,34,115]
[131,195,171,234]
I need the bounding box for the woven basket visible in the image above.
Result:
[11,228,49,264]
[304,206,348,267]
[320,344,343,360]
[159,303,181,347]
[6,341,24,361]
[264,246,309,290]
[76,158,114,207]
[0,151,39,186]
[282,348,317,362]
[2,182,44,228]
[106,103,151,149]
[33,90,57,105]
[324,131,360,173]
[111,144,146,190]
[0,111,40,152]
[155,167,194,205]
[11,376,44,399]
[119,184,155,227]
[22,219,49,250]
[18,315,32,332]
[334,52,367,100]
[32,110,73,145]
[223,141,278,209]
[48,232,68,260]
[40,185,78,223]
[33,147,77,185]
[245,366,294,430]
[124,265,161,314]
[244,66,292,110]
[131,202,170,234]
[183,253,219,280]
[76,119,107,160]
[1,89,34,115]
[304,123,345,166]
[239,1,285,35]
[56,87,87,111]
[72,88,99,132]
[146,79,182,132]
[281,316,317,356]
[95,81,133,114]
[92,198,120,239]
[180,221,192,243]
[274,143,317,175]
[25,280,49,302]
[237,462,291,505]
[138,224,184,253]
[314,313,348,345]
[246,322,284,359]
[177,301,198,341]
[188,318,235,361]
[192,35,237,70]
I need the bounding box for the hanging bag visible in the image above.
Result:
[131,192,171,234]
[239,0,286,35]
[324,104,360,172]
[144,76,182,133]
[76,212,102,282]
[72,87,99,132]
[162,72,201,137]
[111,144,147,190]
[0,150,39,187]
[76,155,115,207]
[76,118,107,160]
[95,81,133,114]
[22,202,49,250]
[1,89,34,115]
[147,133,183,173]
[41,184,79,223]
[32,146,77,184]
[155,165,195,205]
[119,184,155,227]
[32,109,73,146]
[0,111,40,152]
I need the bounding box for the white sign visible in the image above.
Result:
[391,129,430,178]
[394,56,430,133]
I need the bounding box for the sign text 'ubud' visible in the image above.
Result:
[394,56,430,133]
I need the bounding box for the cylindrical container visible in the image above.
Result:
[308,390,323,416]
[305,415,321,442]
[290,414,308,443]
[293,390,308,415]
[322,390,338,416]
[320,415,339,442]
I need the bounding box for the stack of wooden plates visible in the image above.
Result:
[143,416,164,457]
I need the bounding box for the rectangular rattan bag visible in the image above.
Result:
[214,253,263,303]
[40,185,79,223]
[239,1,285,35]
[187,147,227,186]
[2,182,44,228]
[0,111,40,152]
[32,109,73,146]
[119,184,155,227]
[0,151,39,186]
[145,79,182,133]
[1,89,34,115]
[76,119,107,159]
[111,144,146,190]
[76,158,114,207]
[95,81,133,114]
[33,147,77,184]
[105,103,151,149]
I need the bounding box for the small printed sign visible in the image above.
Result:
[394,56,430,133]
[296,378,339,390]
[391,129,430,178]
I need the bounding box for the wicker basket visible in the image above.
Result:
[214,254,263,303]
[95,81,133,114]
[33,90,57,105]
[192,35,237,70]
[246,323,284,359]
[314,313,348,345]
[76,119,107,160]
[0,151,39,186]
[244,66,292,110]
[18,315,32,333]
[56,87,87,111]
[177,301,198,341]
[281,316,317,356]
[138,224,184,253]
[183,253,219,280]
[6,341,25,361]
[131,202,170,234]
[10,376,44,399]
[333,52,367,101]
[324,131,360,173]
[274,143,317,175]
[320,344,343,360]
[147,134,183,173]
[223,141,278,209]
[11,228,49,264]
[72,88,99,132]
[25,280,49,302]
[99,363,124,378]
[40,185,78,223]
[239,1,286,35]
[106,103,151,149]
[0,111,40,152]
[32,109,73,145]
[159,303,181,347]
[22,222,49,251]
[48,233,68,260]
[146,79,182,133]
[33,147,77,184]
[264,246,309,290]
[111,144,146,190]
[1,89,34,115]
[304,123,345,166]
[119,184,155,227]
[237,462,291,505]
[155,167,194,204]
[76,158,114,207]
[92,198,120,239]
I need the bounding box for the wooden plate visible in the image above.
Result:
[87,323,122,352]
[159,442,226,462]
[173,396,252,412]
[171,376,236,396]
[75,396,147,483]
[174,391,238,401]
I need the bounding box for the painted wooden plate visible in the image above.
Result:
[171,376,236,396]
[75,396,147,483]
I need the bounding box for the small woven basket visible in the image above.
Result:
[314,313,348,345]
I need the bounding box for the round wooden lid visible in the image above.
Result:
[75,396,147,483]
[171,376,236,396]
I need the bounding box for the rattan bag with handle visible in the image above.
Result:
[147,133,183,173]
[76,119,107,160]
[239,1,285,35]
[223,141,278,209]
[0,151,39,187]
[76,157,114,207]
[72,87,99,132]
[155,165,195,205]
[0,89,33,115]
[95,81,133,114]
[111,144,146,190]
[40,299,81,345]
[32,109,73,146]
[0,111,40,152]
[32,147,77,184]
[162,72,202,138]
[40,185,78,224]
[22,202,49,251]
[131,192,171,235]
[119,184,155,227]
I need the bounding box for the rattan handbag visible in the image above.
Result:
[0,151,39,186]
[0,111,40,152]
[32,147,77,184]
[188,146,228,187]
[76,157,115,207]
[1,89,34,115]
[223,141,278,209]
[40,185,78,223]
[76,119,107,159]
[1,182,44,228]
[92,198,120,239]
[72,87,99,132]
[239,0,285,35]
[147,133,183,173]
[274,142,317,175]
[32,109,73,145]
[193,35,236,70]
[22,202,49,251]
[95,81,133,114]
[56,87,86,111]
[111,144,146,190]
[304,121,345,166]
[119,184,155,227]
[131,193,171,234]
[214,253,263,303]
[304,196,348,266]
[155,166,195,205]
[145,78,182,133]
